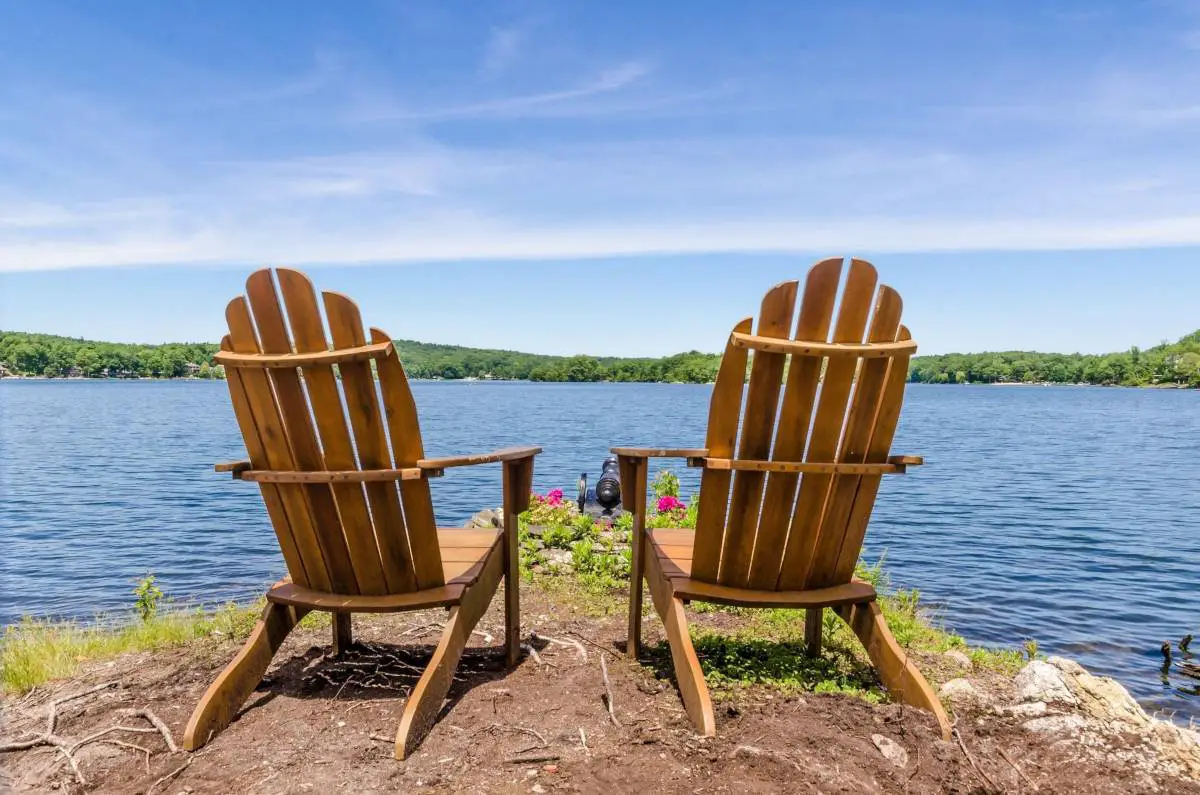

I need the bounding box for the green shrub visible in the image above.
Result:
[651,469,680,499]
[132,573,163,622]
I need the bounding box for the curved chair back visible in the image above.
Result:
[214,268,442,596]
[691,258,917,591]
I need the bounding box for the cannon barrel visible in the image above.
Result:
[594,456,622,511]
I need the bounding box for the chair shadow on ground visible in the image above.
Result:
[237,632,514,725]
[635,620,886,701]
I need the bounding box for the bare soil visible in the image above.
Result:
[2,586,1197,794]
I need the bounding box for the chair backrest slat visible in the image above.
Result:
[690,317,753,581]
[221,268,442,596]
[745,258,842,589]
[800,283,903,589]
[692,258,915,592]
[830,324,914,583]
[219,335,317,588]
[225,297,334,592]
[774,260,878,589]
[371,327,445,590]
[324,291,419,593]
[275,270,390,596]
[244,271,361,594]
[717,281,798,587]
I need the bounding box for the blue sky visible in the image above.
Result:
[1,1,1198,356]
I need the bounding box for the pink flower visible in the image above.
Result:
[545,488,564,506]
[657,496,685,513]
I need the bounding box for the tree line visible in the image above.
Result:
[3,329,1198,387]
[908,331,1200,387]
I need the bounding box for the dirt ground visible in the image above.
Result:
[2,585,1197,794]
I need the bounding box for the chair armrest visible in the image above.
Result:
[215,459,252,476]
[686,454,924,474]
[418,445,542,471]
[610,447,708,459]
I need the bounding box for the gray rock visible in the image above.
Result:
[545,549,573,567]
[939,678,982,703]
[1022,714,1087,734]
[1003,701,1048,718]
[871,734,908,768]
[1014,660,1077,705]
[943,650,973,670]
[466,508,502,529]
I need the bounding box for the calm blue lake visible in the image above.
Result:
[1,380,1197,719]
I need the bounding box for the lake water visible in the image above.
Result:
[1,380,1197,720]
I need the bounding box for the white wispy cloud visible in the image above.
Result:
[5,6,1200,272]
[346,59,655,122]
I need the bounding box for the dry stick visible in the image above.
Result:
[148,756,192,794]
[521,643,546,666]
[45,681,121,735]
[599,654,620,727]
[998,747,1039,792]
[533,632,587,662]
[567,630,619,658]
[579,727,588,751]
[114,708,178,753]
[369,733,393,743]
[505,753,560,765]
[953,728,1000,793]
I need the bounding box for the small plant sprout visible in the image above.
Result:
[132,573,164,622]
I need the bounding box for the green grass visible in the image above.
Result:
[0,602,264,694]
[676,558,1024,700]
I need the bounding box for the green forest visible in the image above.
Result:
[2,328,1198,387]
[908,330,1200,387]
[0,331,722,383]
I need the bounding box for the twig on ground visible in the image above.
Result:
[999,747,1039,792]
[148,756,191,794]
[521,643,546,666]
[567,630,619,657]
[46,682,121,735]
[115,708,178,753]
[579,727,588,751]
[470,723,547,747]
[471,629,495,644]
[600,654,620,727]
[369,733,393,744]
[505,753,560,765]
[532,632,587,662]
[953,727,1000,793]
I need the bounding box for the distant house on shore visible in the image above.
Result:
[184,362,201,376]
[67,366,83,378]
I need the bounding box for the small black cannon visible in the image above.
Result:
[577,456,623,517]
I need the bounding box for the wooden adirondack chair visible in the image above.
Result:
[183,268,539,759]
[615,257,952,740]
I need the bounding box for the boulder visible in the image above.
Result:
[1013,660,1077,705]
[466,508,503,529]
[1023,714,1087,734]
[870,734,908,769]
[943,650,973,670]
[939,678,983,704]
